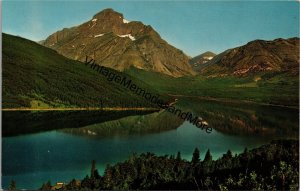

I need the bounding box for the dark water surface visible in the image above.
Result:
[2,100,298,189]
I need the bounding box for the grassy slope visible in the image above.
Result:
[2,33,163,109]
[125,67,299,107]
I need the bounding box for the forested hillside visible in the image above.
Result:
[2,33,161,109]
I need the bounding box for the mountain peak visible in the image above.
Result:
[90,8,137,30]
[189,51,216,72]
[92,8,124,21]
[202,51,216,56]
[43,8,195,77]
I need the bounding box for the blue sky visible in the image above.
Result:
[2,1,299,56]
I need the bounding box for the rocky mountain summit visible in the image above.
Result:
[43,8,195,77]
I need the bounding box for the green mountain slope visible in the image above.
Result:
[2,33,161,109]
[125,67,299,107]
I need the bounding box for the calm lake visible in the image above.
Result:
[2,99,298,189]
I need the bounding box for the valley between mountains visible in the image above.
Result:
[2,9,299,137]
[3,9,299,111]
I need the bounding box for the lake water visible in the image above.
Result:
[2,99,298,189]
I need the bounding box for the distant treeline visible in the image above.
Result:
[38,140,298,190]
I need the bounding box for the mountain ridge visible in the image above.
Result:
[200,37,299,76]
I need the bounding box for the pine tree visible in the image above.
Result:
[8,180,16,190]
[103,164,113,189]
[91,160,96,178]
[226,150,233,158]
[192,148,200,164]
[204,149,212,163]
[94,169,101,179]
[176,151,182,161]
[66,179,79,190]
[41,180,51,190]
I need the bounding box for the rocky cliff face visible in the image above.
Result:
[43,8,195,77]
[200,38,299,76]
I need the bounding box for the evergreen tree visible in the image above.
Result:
[94,169,101,179]
[176,151,181,161]
[80,175,91,189]
[226,150,233,158]
[8,180,16,190]
[103,164,113,189]
[222,149,233,161]
[204,149,212,163]
[169,154,175,160]
[41,180,51,190]
[91,160,96,178]
[192,148,200,164]
[66,179,79,190]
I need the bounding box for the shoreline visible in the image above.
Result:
[1,107,159,111]
[167,94,299,109]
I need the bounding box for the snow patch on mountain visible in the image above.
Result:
[204,56,213,60]
[94,34,104,38]
[123,19,130,24]
[117,34,135,41]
